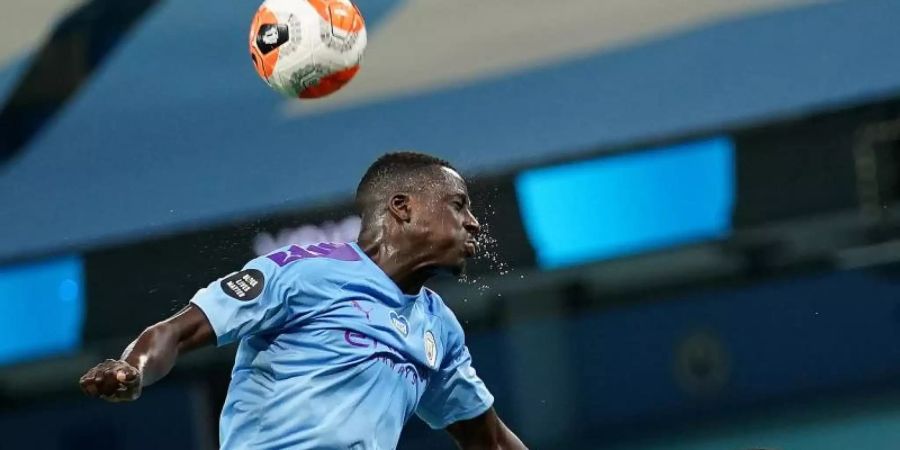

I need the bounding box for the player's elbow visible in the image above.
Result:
[161,304,216,352]
[138,321,182,352]
[457,432,528,450]
[459,441,528,450]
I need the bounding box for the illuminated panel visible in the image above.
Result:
[0,256,84,365]
[515,137,735,269]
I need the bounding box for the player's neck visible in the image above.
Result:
[357,239,432,295]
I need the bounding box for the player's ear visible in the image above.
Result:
[388,193,411,222]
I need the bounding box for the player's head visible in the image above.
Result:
[356,151,480,275]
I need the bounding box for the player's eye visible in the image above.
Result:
[452,201,465,211]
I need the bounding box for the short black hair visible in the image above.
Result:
[356,151,455,224]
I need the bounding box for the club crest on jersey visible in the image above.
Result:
[424,331,437,368]
[389,311,409,337]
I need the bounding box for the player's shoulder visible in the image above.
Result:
[253,242,365,279]
[421,287,447,314]
[422,288,465,338]
[263,242,362,265]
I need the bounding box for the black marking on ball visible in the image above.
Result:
[256,24,290,55]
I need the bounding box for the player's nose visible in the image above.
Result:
[464,210,480,236]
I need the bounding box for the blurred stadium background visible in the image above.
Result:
[3,0,900,448]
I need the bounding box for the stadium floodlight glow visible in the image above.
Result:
[515,136,735,269]
[0,255,84,365]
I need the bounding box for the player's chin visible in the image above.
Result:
[450,255,468,277]
[430,256,466,276]
[436,247,470,276]
[448,265,464,278]
[434,257,467,277]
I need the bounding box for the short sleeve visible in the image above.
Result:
[416,318,494,429]
[189,255,293,346]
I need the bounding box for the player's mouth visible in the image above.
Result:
[464,240,477,257]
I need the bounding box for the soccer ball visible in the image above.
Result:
[249,0,367,99]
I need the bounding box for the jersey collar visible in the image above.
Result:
[348,241,423,306]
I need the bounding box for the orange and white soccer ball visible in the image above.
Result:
[249,0,366,99]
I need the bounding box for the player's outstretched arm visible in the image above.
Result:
[446,408,528,450]
[78,304,214,402]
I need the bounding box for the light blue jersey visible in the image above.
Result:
[190,242,494,449]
